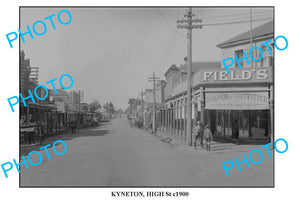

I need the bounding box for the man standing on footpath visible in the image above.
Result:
[193,121,204,149]
[203,125,213,151]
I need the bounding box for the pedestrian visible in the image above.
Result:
[37,121,45,144]
[26,113,36,145]
[193,121,203,149]
[20,115,26,125]
[203,124,213,151]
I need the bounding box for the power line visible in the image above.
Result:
[150,13,185,79]
[162,38,186,68]
[201,17,272,26]
[153,36,177,75]
[153,10,271,78]
[202,15,273,24]
[152,29,187,77]
[156,38,187,76]
[141,9,272,98]
[153,34,176,75]
[151,17,272,80]
[201,10,272,19]
[170,30,200,66]
[156,8,185,37]
[143,36,186,97]
[171,40,187,64]
[148,73,160,132]
[155,30,200,76]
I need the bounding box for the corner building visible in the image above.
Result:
[154,21,274,145]
[205,20,274,143]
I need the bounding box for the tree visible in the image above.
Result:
[88,100,101,113]
[103,102,115,114]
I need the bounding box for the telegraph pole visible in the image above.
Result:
[140,90,144,113]
[148,73,160,132]
[250,8,253,66]
[177,7,202,146]
[77,91,84,133]
[140,90,145,128]
[152,73,156,133]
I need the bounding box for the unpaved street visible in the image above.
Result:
[21,116,273,187]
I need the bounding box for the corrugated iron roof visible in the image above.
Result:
[49,89,69,96]
[217,20,273,48]
[179,61,221,73]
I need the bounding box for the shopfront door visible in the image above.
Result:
[231,111,239,139]
[210,110,216,134]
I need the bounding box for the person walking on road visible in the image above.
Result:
[203,124,213,151]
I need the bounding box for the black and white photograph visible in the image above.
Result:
[2,0,300,212]
[18,7,275,187]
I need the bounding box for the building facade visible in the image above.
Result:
[20,50,31,97]
[208,20,274,143]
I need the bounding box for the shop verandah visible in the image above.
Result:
[20,103,94,144]
[147,66,274,145]
[146,99,198,143]
[150,107,271,145]
[146,85,272,145]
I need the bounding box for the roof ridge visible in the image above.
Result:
[217,20,273,48]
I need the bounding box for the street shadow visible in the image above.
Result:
[206,142,239,153]
[59,129,114,141]
[99,122,113,126]
[21,127,114,146]
[20,128,114,157]
[210,142,264,154]
[99,120,111,123]
[212,144,236,150]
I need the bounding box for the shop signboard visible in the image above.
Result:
[194,67,273,85]
[55,102,66,113]
[205,92,269,110]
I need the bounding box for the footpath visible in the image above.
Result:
[153,130,274,155]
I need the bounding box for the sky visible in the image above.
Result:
[20,7,273,110]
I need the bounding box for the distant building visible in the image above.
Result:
[19,51,54,125]
[20,50,31,96]
[69,91,80,106]
[164,64,183,100]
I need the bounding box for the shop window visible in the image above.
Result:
[216,111,222,132]
[250,110,269,138]
[215,110,232,136]
[224,110,231,135]
[230,111,239,139]
[238,111,249,137]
